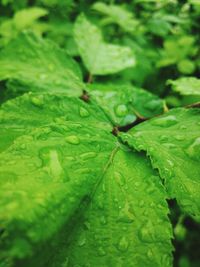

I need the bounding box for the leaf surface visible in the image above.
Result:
[74,14,136,75]
[120,108,200,220]
[0,94,173,267]
[88,83,165,126]
[51,148,173,267]
[0,122,116,267]
[0,33,84,97]
[0,93,110,152]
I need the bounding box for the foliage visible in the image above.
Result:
[0,1,200,267]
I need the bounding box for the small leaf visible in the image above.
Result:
[92,2,139,33]
[13,7,48,30]
[120,108,200,220]
[168,77,200,96]
[74,14,136,75]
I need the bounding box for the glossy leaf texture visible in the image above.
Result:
[120,108,200,221]
[51,149,172,267]
[0,123,116,267]
[0,32,84,97]
[168,77,200,96]
[74,14,136,75]
[0,93,110,152]
[0,93,173,267]
[87,83,165,126]
[0,94,115,266]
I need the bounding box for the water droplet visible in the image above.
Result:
[139,200,145,207]
[147,249,154,260]
[163,143,176,149]
[61,257,69,267]
[80,152,97,160]
[175,135,184,141]
[65,135,80,145]
[114,172,126,186]
[115,104,128,117]
[144,99,160,111]
[84,221,91,230]
[186,137,200,161]
[100,215,107,225]
[180,125,186,130]
[117,236,129,252]
[161,254,172,266]
[20,144,26,150]
[78,235,86,247]
[160,135,168,142]
[97,247,106,256]
[102,183,106,192]
[117,203,134,223]
[31,96,44,108]
[138,225,152,242]
[151,115,177,127]
[79,107,90,117]
[121,114,136,125]
[96,196,104,210]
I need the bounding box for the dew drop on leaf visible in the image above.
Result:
[115,104,128,117]
[180,125,187,130]
[78,235,86,247]
[121,114,136,125]
[147,249,154,260]
[117,203,134,223]
[117,236,129,252]
[151,115,177,127]
[100,215,107,225]
[138,225,152,243]
[175,135,184,141]
[144,99,160,111]
[79,107,90,117]
[114,171,126,186]
[186,137,200,161]
[97,247,106,256]
[31,96,44,108]
[159,135,168,142]
[65,135,80,145]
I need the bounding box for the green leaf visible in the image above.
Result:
[52,148,172,267]
[74,14,136,75]
[168,77,200,96]
[13,7,48,29]
[0,33,84,97]
[120,108,200,220]
[0,7,49,46]
[92,2,139,33]
[0,93,110,152]
[88,83,165,126]
[0,94,173,267]
[0,122,116,266]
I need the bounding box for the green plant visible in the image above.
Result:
[0,1,200,267]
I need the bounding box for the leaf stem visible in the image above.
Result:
[87,73,93,83]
